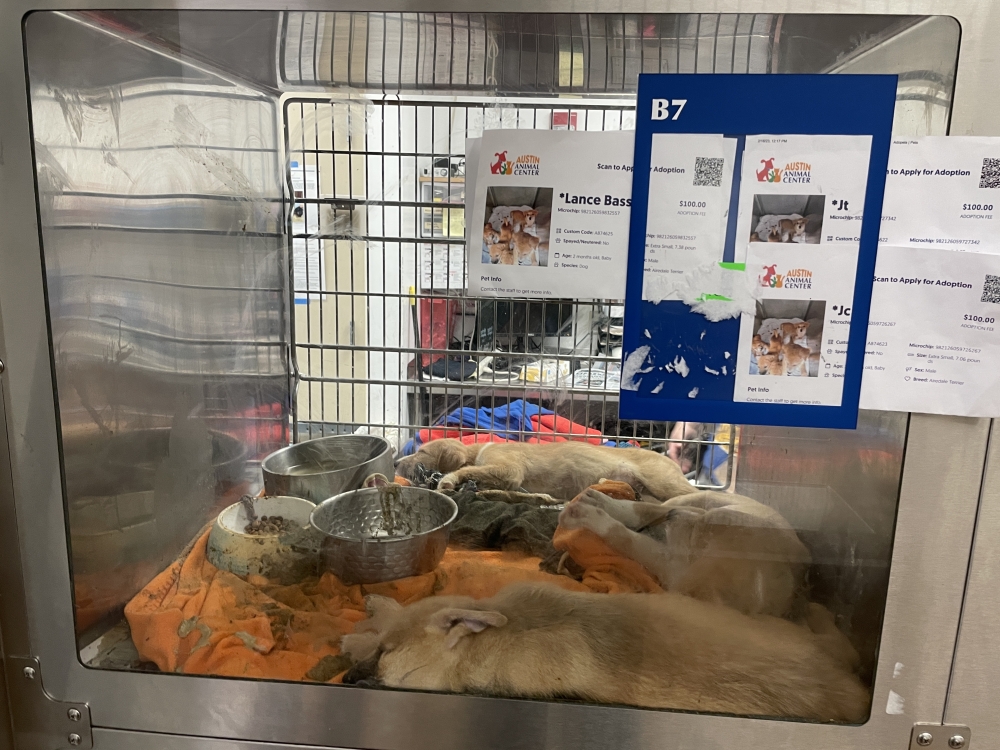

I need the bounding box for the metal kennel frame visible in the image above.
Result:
[284,94,736,486]
[278,11,789,484]
[1,7,999,750]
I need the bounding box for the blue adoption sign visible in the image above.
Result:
[619,74,896,429]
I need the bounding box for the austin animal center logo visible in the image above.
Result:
[490,150,540,176]
[755,158,812,184]
[759,264,813,290]
[756,158,782,183]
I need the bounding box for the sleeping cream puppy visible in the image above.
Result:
[395,439,695,502]
[558,488,810,617]
[340,582,870,723]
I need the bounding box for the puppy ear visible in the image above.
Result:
[435,440,471,474]
[425,608,508,648]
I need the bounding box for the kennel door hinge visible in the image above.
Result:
[7,657,92,750]
[910,723,971,749]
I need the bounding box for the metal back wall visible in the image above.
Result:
[0,6,992,750]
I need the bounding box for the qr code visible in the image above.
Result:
[980,157,1000,188]
[982,274,1000,304]
[693,156,724,187]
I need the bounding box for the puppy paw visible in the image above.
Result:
[559,500,617,537]
[578,487,614,510]
[437,473,458,490]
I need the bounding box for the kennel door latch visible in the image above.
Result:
[910,723,971,749]
[7,656,92,750]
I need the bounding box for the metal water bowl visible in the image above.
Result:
[262,435,394,503]
[309,486,457,585]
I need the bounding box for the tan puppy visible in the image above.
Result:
[781,342,811,376]
[767,330,783,355]
[779,217,808,242]
[483,224,500,245]
[751,334,768,357]
[790,320,810,345]
[511,230,540,265]
[559,488,810,617]
[509,209,537,232]
[395,439,694,502]
[757,353,784,376]
[340,582,869,722]
[498,216,514,244]
[488,242,516,265]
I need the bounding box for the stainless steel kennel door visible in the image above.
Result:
[0,5,996,750]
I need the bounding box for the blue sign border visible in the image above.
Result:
[620,73,897,429]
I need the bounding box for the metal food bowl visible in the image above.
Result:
[309,486,458,585]
[261,435,394,503]
[207,495,322,584]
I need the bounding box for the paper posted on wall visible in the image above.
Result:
[625,132,874,412]
[618,73,896,429]
[859,136,1000,416]
[733,135,871,408]
[290,161,324,303]
[641,133,736,303]
[860,244,1000,416]
[466,129,635,300]
[879,137,1000,252]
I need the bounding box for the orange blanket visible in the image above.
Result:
[125,481,660,682]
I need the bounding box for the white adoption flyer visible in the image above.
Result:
[880,137,1000,252]
[729,135,873,408]
[737,134,873,262]
[641,133,736,302]
[733,242,859,406]
[860,245,1000,416]
[467,129,635,299]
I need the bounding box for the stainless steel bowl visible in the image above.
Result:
[309,486,458,585]
[261,435,394,503]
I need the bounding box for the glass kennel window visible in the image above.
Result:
[0,5,993,750]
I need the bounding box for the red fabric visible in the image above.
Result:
[415,416,603,447]
[418,298,455,368]
[210,403,288,461]
[416,429,516,445]
[529,414,605,444]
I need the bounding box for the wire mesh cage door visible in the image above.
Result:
[284,96,735,488]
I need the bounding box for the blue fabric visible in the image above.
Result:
[401,399,639,455]
[401,399,550,455]
[697,430,731,485]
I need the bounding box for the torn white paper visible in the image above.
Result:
[641,133,734,301]
[621,345,651,391]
